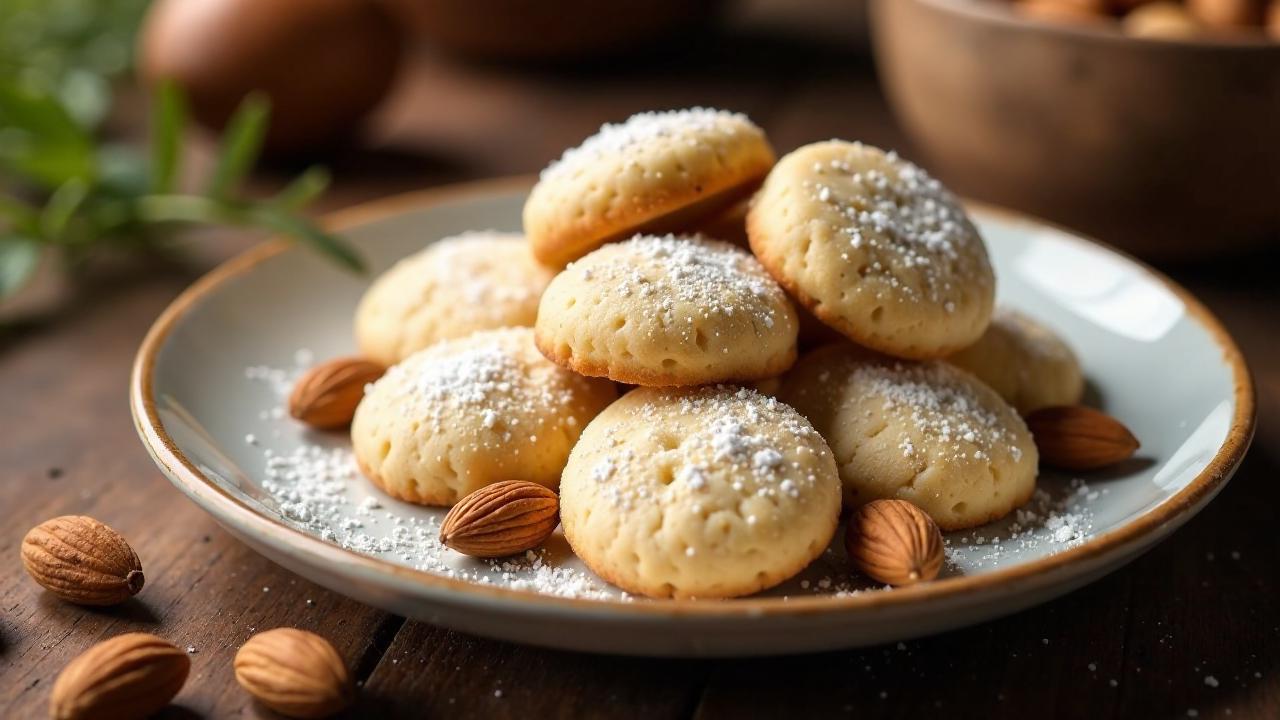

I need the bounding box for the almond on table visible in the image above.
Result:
[234,628,354,719]
[21,516,145,606]
[51,633,190,720]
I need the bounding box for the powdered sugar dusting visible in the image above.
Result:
[805,142,990,305]
[239,353,1098,602]
[427,232,542,309]
[585,386,825,512]
[369,328,591,456]
[541,108,755,181]
[567,234,789,343]
[853,360,1025,463]
[245,352,617,600]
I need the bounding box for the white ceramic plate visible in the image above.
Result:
[131,179,1254,657]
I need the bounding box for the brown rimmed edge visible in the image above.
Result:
[130,175,1256,620]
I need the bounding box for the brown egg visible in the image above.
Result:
[139,0,403,155]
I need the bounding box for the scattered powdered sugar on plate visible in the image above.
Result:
[245,351,617,601]
[241,352,1103,601]
[943,477,1100,572]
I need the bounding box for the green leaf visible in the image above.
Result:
[57,69,111,129]
[206,93,269,201]
[250,205,365,274]
[0,234,40,299]
[149,81,187,194]
[97,142,150,197]
[40,178,89,241]
[134,194,242,225]
[0,82,96,189]
[272,166,330,211]
[135,194,363,273]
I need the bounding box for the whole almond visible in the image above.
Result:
[288,357,385,429]
[440,480,560,558]
[51,632,190,720]
[22,516,144,606]
[846,499,944,587]
[1017,0,1110,24]
[1026,405,1140,471]
[234,628,354,719]
[1123,2,1203,37]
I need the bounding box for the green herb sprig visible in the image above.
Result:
[0,80,363,300]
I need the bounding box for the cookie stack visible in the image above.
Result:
[349,108,1087,599]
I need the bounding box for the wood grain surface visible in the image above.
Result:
[2,3,1277,717]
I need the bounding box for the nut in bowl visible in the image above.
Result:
[133,109,1253,656]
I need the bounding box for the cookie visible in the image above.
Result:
[351,327,616,506]
[946,308,1084,414]
[559,385,841,599]
[534,234,799,386]
[355,232,555,366]
[747,140,996,359]
[524,108,776,268]
[780,344,1037,530]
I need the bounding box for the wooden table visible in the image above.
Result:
[3,6,1278,718]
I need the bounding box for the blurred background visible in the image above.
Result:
[0,0,1276,413]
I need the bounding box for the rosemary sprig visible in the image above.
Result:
[0,81,364,300]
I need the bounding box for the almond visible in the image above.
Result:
[1123,2,1202,38]
[1187,0,1266,28]
[234,628,354,719]
[22,516,144,606]
[439,480,560,558]
[288,357,385,429]
[1025,405,1140,471]
[51,633,190,720]
[1017,0,1111,24]
[846,499,944,587]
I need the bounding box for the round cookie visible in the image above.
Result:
[559,385,841,599]
[946,308,1084,414]
[524,108,776,268]
[355,232,555,366]
[780,344,1037,530]
[351,327,616,506]
[534,234,799,386]
[747,140,996,359]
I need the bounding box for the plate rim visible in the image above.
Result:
[130,175,1256,619]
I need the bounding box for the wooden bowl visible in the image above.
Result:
[870,0,1280,261]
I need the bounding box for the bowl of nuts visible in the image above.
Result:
[870,0,1280,260]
